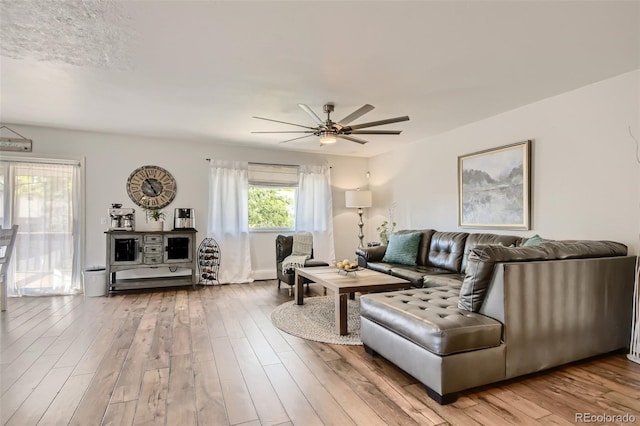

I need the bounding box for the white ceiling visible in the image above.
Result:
[1,1,639,158]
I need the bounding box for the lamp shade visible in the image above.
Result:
[345,190,372,208]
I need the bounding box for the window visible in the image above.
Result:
[0,159,82,296]
[247,163,298,231]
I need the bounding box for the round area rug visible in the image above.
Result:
[271,296,362,345]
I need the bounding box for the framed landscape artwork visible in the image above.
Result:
[458,140,532,229]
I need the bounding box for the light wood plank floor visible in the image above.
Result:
[1,280,639,425]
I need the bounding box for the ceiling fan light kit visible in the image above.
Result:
[252,103,409,146]
[320,132,337,145]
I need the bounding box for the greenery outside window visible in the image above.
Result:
[247,163,299,231]
[248,186,296,230]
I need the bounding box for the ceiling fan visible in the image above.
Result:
[252,103,410,145]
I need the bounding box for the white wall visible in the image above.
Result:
[1,125,368,279]
[7,70,637,282]
[368,70,640,254]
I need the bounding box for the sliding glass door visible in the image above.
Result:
[0,159,82,296]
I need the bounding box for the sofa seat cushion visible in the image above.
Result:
[282,258,329,273]
[423,273,465,289]
[360,288,503,356]
[388,265,451,287]
[365,261,395,274]
[304,259,330,267]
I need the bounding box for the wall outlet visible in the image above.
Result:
[100,217,106,225]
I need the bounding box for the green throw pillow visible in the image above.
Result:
[382,232,422,266]
[523,234,544,247]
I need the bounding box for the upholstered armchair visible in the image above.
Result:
[276,234,329,295]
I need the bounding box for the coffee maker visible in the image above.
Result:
[108,205,135,231]
[173,208,195,230]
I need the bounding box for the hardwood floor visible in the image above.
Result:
[1,280,639,425]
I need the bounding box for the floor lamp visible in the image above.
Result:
[345,190,372,249]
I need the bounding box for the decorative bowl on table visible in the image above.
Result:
[334,259,360,273]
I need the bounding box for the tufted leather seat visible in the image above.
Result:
[360,287,502,356]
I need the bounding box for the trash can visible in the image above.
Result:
[83,267,107,297]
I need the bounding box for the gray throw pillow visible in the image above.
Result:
[382,232,422,266]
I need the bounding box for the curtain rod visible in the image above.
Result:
[205,159,330,168]
[205,159,296,167]
[0,156,81,167]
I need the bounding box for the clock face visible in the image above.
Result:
[126,165,176,209]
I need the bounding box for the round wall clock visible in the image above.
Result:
[126,165,177,209]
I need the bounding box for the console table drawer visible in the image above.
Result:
[144,235,163,244]
[144,245,163,254]
[144,254,163,264]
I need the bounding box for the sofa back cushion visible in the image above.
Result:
[460,233,524,273]
[459,240,628,312]
[428,231,469,272]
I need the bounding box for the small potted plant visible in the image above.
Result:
[144,207,166,231]
[377,220,396,246]
[377,203,397,245]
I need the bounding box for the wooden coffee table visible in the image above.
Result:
[295,266,411,335]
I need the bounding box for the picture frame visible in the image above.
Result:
[458,140,532,229]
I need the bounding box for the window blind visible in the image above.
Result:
[248,163,299,187]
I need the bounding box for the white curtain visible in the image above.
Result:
[2,161,82,296]
[295,164,335,263]
[207,160,253,284]
[629,260,640,364]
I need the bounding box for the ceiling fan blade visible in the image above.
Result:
[253,116,316,130]
[348,115,410,130]
[279,134,315,144]
[298,104,324,126]
[337,104,374,126]
[350,130,402,135]
[338,134,368,145]
[251,131,314,134]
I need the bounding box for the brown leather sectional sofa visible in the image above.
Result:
[356,229,636,404]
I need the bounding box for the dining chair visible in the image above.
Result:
[0,225,19,311]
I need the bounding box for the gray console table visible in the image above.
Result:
[106,229,197,291]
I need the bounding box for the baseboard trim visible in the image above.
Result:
[252,269,276,281]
